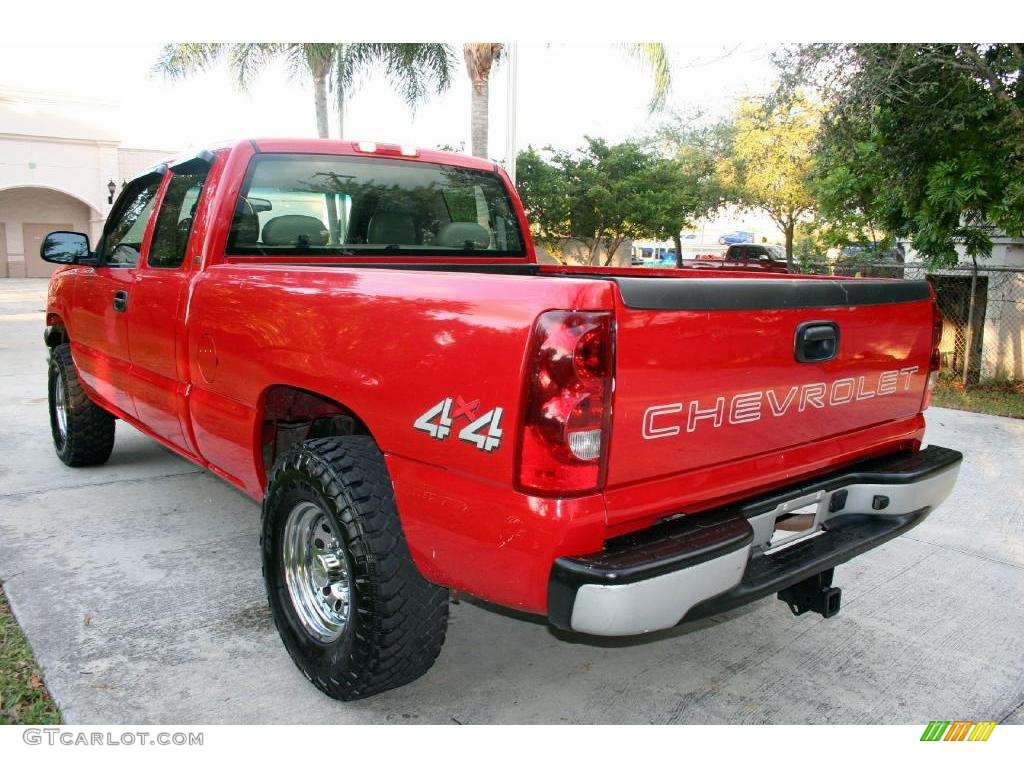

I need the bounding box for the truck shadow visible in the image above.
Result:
[460,594,761,648]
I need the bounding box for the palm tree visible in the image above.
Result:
[331,44,456,139]
[463,44,506,160]
[462,43,674,159]
[154,43,456,140]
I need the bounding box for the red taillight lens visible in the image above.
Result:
[517,310,614,494]
[923,302,944,409]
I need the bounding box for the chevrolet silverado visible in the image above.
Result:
[39,139,962,700]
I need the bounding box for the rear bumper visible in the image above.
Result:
[547,445,962,635]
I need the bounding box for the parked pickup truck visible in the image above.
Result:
[40,139,962,700]
[690,244,791,273]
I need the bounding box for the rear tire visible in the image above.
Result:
[48,343,115,466]
[262,436,449,700]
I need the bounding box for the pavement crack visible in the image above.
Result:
[840,549,938,608]
[998,697,1024,724]
[0,469,205,502]
[902,535,1024,572]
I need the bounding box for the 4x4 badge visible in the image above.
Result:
[414,396,504,452]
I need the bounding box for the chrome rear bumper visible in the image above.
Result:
[548,445,962,636]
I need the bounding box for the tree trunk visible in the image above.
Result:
[784,218,795,269]
[313,70,330,139]
[963,254,979,386]
[336,79,345,139]
[464,44,502,159]
[335,45,346,139]
[312,65,340,243]
[603,236,627,267]
[470,75,489,159]
[673,231,683,268]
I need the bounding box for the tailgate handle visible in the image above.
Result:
[795,321,839,363]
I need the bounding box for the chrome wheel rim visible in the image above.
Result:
[282,501,352,642]
[53,368,68,442]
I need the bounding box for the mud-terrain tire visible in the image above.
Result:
[48,343,115,466]
[262,435,449,700]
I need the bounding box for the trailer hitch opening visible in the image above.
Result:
[778,568,842,618]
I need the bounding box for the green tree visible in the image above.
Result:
[648,116,732,265]
[155,43,456,140]
[779,44,1024,267]
[464,44,673,159]
[716,94,819,266]
[515,146,571,258]
[516,138,691,266]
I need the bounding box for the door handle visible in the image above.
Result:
[113,290,129,313]
[795,321,839,363]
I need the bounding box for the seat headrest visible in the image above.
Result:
[262,215,329,247]
[367,211,416,245]
[437,222,490,249]
[231,200,260,245]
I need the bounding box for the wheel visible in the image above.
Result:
[262,435,449,700]
[48,343,115,466]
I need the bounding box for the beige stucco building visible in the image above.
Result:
[0,91,173,277]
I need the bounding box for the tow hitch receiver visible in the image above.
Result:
[778,569,842,618]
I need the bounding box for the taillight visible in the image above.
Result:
[353,140,418,157]
[517,310,614,494]
[923,301,944,409]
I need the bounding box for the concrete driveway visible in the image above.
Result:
[1,278,1022,725]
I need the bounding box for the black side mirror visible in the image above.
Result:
[41,231,93,265]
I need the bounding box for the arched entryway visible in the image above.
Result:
[0,186,99,278]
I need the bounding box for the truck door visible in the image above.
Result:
[68,174,162,419]
[126,161,211,454]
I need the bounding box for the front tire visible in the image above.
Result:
[262,436,449,700]
[48,343,115,466]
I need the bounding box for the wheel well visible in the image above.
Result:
[257,385,372,476]
[45,318,68,348]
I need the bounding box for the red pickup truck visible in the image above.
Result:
[40,139,961,701]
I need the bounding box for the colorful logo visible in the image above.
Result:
[920,720,997,741]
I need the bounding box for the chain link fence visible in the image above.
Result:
[810,261,1024,383]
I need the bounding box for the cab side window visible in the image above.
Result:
[148,171,209,269]
[102,180,161,266]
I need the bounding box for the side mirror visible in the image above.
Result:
[41,231,92,265]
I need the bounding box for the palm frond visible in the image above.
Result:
[153,43,227,78]
[381,44,458,110]
[299,43,338,79]
[227,43,285,90]
[335,43,458,110]
[623,43,672,112]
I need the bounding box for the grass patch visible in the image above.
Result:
[932,375,1024,419]
[0,585,60,724]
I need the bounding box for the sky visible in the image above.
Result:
[0,42,778,162]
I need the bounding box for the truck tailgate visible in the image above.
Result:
[605,276,934,526]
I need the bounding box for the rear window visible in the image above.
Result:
[227,153,526,257]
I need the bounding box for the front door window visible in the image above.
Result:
[102,180,161,267]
